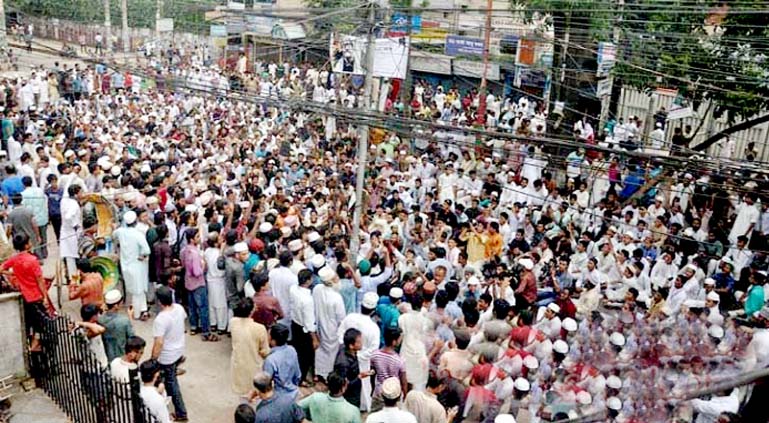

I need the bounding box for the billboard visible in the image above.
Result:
[445,35,485,57]
[597,42,617,76]
[330,34,410,79]
[210,25,227,38]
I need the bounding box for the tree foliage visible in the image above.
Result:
[8,0,217,34]
[616,0,769,123]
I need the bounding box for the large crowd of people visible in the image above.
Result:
[0,43,768,423]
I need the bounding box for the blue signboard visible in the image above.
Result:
[391,13,422,34]
[445,35,485,57]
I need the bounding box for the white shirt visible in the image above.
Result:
[338,313,380,368]
[365,406,418,423]
[140,385,172,423]
[110,357,137,383]
[153,304,187,365]
[743,328,769,371]
[269,266,298,327]
[690,389,739,423]
[289,284,316,332]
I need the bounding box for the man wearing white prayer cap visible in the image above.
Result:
[365,377,417,423]
[533,302,562,339]
[112,210,151,319]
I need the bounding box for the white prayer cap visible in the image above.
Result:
[624,231,635,239]
[199,191,214,207]
[259,222,273,233]
[64,150,76,158]
[655,195,664,202]
[519,258,534,270]
[553,340,569,354]
[708,325,724,339]
[547,303,560,314]
[318,267,336,284]
[706,291,720,302]
[562,318,577,332]
[104,289,123,305]
[704,278,716,286]
[606,375,622,390]
[288,239,303,252]
[111,165,122,176]
[608,226,618,233]
[381,377,402,399]
[607,396,622,411]
[513,377,530,392]
[683,227,694,237]
[389,287,404,299]
[362,292,379,309]
[123,210,137,225]
[523,355,539,370]
[467,276,480,286]
[310,254,326,269]
[307,232,322,243]
[577,391,592,405]
[609,332,626,347]
[494,415,517,423]
[280,227,292,237]
[266,258,280,270]
[233,242,248,253]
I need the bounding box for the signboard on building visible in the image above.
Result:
[597,42,616,76]
[210,25,227,38]
[156,18,174,33]
[410,51,452,75]
[454,60,500,80]
[445,35,485,57]
[329,34,410,79]
[596,78,613,97]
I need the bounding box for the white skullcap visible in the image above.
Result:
[553,340,569,354]
[609,332,626,347]
[307,232,322,243]
[288,239,303,252]
[709,325,724,339]
[123,210,137,225]
[547,303,560,314]
[146,196,158,205]
[280,227,292,237]
[704,278,716,286]
[706,291,720,302]
[607,396,622,411]
[64,150,75,158]
[389,287,404,299]
[519,258,534,270]
[494,415,517,423]
[467,276,481,286]
[233,242,248,253]
[562,317,577,332]
[259,222,273,233]
[362,292,379,309]
[381,377,402,399]
[104,289,123,305]
[606,375,622,390]
[310,254,325,269]
[577,391,592,405]
[111,165,122,176]
[523,355,539,370]
[318,266,336,284]
[513,377,530,392]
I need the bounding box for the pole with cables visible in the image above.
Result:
[474,0,492,126]
[104,0,112,53]
[350,2,377,260]
[121,0,129,54]
[0,0,6,49]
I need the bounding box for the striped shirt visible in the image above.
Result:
[370,349,405,395]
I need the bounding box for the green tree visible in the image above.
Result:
[616,0,769,150]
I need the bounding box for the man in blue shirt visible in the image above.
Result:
[263,323,301,399]
[251,371,304,423]
[1,165,25,201]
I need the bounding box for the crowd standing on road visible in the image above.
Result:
[0,44,768,423]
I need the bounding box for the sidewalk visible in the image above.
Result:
[9,389,69,423]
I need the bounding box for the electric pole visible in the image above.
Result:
[599,0,623,129]
[350,2,377,260]
[156,0,163,39]
[474,0,492,126]
[122,0,129,53]
[104,0,112,52]
[0,0,6,49]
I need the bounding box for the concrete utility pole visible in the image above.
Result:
[350,3,377,260]
[121,0,129,53]
[599,0,623,129]
[0,0,6,49]
[104,0,112,50]
[156,0,163,39]
[474,0,493,126]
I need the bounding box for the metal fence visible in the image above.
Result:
[30,313,158,423]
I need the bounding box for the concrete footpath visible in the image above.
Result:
[9,389,69,423]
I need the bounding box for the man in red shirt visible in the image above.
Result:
[1,234,49,350]
[514,258,538,311]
